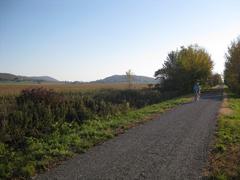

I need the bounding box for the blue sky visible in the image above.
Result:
[1,0,240,81]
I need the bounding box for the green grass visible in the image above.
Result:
[0,96,191,179]
[207,92,240,179]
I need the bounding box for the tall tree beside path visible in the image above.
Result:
[155,45,213,93]
[224,37,240,94]
[126,69,134,89]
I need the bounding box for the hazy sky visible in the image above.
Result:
[1,0,240,81]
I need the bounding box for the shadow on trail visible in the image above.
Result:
[200,89,223,102]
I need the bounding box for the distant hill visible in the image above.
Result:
[0,73,18,81]
[28,76,58,82]
[0,73,58,82]
[0,73,158,84]
[92,75,158,84]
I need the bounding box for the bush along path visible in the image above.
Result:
[0,88,190,179]
[37,90,222,180]
[204,91,240,179]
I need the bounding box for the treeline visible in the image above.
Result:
[224,37,240,94]
[155,45,222,93]
[207,36,240,179]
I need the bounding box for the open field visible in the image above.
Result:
[0,83,148,96]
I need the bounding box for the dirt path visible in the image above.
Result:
[37,91,222,180]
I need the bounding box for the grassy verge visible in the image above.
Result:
[0,96,191,179]
[206,92,240,179]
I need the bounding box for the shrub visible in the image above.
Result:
[3,87,180,148]
[5,88,62,146]
[16,88,63,106]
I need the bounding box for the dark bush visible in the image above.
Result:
[0,96,16,143]
[93,89,163,108]
[16,88,63,106]
[2,87,181,148]
[4,89,62,146]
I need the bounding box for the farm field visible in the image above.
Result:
[0,83,148,96]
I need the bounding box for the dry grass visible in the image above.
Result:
[207,145,240,178]
[0,83,149,96]
[219,95,233,116]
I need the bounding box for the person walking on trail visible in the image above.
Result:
[193,82,201,101]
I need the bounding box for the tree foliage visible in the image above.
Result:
[155,45,213,93]
[224,38,240,94]
[208,73,223,87]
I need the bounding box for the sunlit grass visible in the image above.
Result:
[207,93,240,179]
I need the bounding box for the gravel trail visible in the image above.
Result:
[37,91,222,180]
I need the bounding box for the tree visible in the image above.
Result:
[208,73,223,87]
[155,45,213,93]
[126,69,134,89]
[224,38,240,94]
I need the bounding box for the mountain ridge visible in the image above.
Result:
[92,75,157,84]
[0,73,158,84]
[0,73,58,82]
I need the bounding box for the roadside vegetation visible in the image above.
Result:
[0,87,191,179]
[206,91,240,179]
[206,37,240,179]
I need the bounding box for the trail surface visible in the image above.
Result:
[37,91,222,180]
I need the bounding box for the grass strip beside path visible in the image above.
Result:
[205,92,240,180]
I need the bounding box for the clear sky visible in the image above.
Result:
[1,0,240,81]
